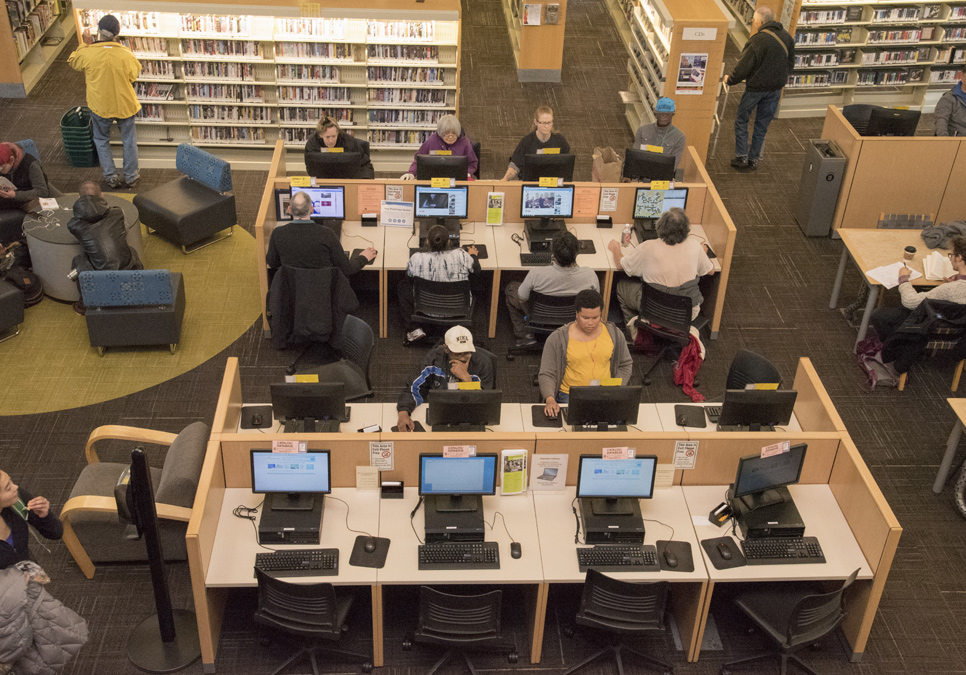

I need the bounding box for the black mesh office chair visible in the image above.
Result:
[402,586,517,675]
[563,570,673,675]
[253,568,372,674]
[411,277,474,329]
[720,569,859,675]
[308,315,375,401]
[726,349,782,390]
[507,291,577,358]
[636,282,708,386]
[472,140,482,179]
[841,104,883,136]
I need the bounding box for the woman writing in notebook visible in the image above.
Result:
[0,469,62,570]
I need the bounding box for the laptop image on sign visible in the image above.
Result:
[536,467,559,482]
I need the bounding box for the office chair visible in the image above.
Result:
[841,104,883,136]
[403,586,517,675]
[253,569,372,674]
[308,315,375,400]
[882,299,966,392]
[726,349,782,390]
[720,569,859,675]
[563,570,673,675]
[636,282,708,386]
[507,291,577,359]
[410,277,474,332]
[472,140,482,179]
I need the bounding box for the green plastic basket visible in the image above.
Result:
[61,106,98,167]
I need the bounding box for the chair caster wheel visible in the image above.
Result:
[508,651,518,664]
[402,639,413,651]
[693,379,699,388]
[507,354,515,361]
[720,668,731,675]
[362,661,373,673]
[644,377,652,386]
[532,375,539,387]
[285,365,296,376]
[663,669,674,675]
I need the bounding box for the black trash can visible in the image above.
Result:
[61,106,98,168]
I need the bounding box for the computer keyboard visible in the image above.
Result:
[705,406,722,423]
[283,419,340,433]
[430,423,486,432]
[418,542,500,570]
[520,251,552,266]
[254,548,339,577]
[741,537,826,565]
[576,545,659,572]
[571,423,628,432]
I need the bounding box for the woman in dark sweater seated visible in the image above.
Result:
[0,469,62,570]
[501,106,571,181]
[0,141,54,245]
[304,117,374,179]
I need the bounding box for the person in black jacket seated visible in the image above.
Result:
[501,106,571,181]
[267,191,377,282]
[67,181,143,315]
[0,141,53,249]
[0,469,62,570]
[304,116,374,179]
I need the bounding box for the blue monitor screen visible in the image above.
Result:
[418,454,498,496]
[251,450,331,494]
[291,186,346,220]
[576,455,658,500]
[415,185,469,219]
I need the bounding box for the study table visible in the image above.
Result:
[934,397,966,493]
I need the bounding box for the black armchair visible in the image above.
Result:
[636,282,707,386]
[309,315,375,401]
[507,291,576,358]
[726,349,782,390]
[411,277,474,328]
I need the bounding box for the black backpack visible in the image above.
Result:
[3,265,43,307]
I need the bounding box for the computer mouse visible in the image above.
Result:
[663,549,678,568]
[717,541,733,561]
[364,538,377,553]
[677,414,688,427]
[510,542,522,559]
[251,413,262,426]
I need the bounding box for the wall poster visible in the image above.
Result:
[675,52,708,95]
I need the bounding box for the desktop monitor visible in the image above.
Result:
[270,382,346,423]
[415,185,469,223]
[718,388,797,430]
[520,185,575,223]
[864,107,920,137]
[250,449,331,511]
[305,151,363,179]
[623,148,675,182]
[290,186,346,221]
[520,153,576,182]
[418,453,498,512]
[415,154,468,180]
[425,389,502,430]
[565,385,642,430]
[576,454,658,515]
[732,443,807,511]
[633,187,689,219]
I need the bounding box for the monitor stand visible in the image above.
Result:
[634,219,658,243]
[587,497,636,516]
[265,492,317,512]
[313,218,343,239]
[423,495,485,543]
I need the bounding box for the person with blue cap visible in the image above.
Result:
[634,97,686,170]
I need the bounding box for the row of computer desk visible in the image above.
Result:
[252,140,737,340]
[183,356,901,673]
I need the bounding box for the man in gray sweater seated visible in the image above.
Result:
[538,289,633,419]
[504,231,599,347]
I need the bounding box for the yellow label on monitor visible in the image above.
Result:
[457,381,481,390]
[290,176,311,187]
[649,180,671,190]
[431,177,454,188]
[751,382,780,390]
[645,144,664,154]
[600,377,622,387]
[540,147,561,155]
[294,373,319,383]
[538,176,561,187]
[431,149,452,155]
[324,147,344,153]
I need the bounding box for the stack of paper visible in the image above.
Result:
[865,262,923,289]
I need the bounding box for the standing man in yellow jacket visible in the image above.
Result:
[68,15,142,189]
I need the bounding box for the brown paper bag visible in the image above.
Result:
[592,146,622,183]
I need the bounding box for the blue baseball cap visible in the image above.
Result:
[655,97,676,113]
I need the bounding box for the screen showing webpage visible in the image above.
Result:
[577,457,657,498]
[252,451,331,493]
[521,186,575,218]
[420,455,496,495]
[415,186,469,218]
[292,186,346,219]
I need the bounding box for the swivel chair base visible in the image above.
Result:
[565,643,673,675]
[268,645,372,675]
[720,648,819,675]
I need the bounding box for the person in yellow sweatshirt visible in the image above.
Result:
[68,14,142,189]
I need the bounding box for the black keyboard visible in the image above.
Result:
[705,406,722,423]
[572,423,628,432]
[741,537,826,565]
[254,548,339,577]
[283,419,340,433]
[717,424,776,432]
[577,545,660,572]
[520,251,552,266]
[418,542,500,570]
[430,423,486,432]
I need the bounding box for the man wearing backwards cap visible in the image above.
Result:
[633,97,686,170]
[395,325,495,432]
[68,15,143,190]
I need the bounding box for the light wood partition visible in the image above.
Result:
[533,433,683,484]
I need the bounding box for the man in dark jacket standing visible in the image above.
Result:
[724,7,795,170]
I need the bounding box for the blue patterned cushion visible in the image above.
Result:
[175,144,232,193]
[79,270,174,307]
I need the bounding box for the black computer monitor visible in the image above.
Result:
[250,449,331,511]
[418,453,498,512]
[732,443,807,511]
[565,385,642,430]
[623,148,675,182]
[289,186,346,221]
[576,454,658,515]
[415,154,468,180]
[426,389,502,430]
[864,107,920,137]
[305,151,363,179]
[520,153,576,182]
[633,187,689,219]
[270,382,346,424]
[415,184,469,234]
[718,389,798,431]
[520,185,574,231]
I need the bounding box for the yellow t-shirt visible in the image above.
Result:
[68,42,142,119]
[560,329,613,394]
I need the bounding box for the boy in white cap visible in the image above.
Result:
[396,325,495,431]
[633,97,686,169]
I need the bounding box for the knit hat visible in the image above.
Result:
[97,14,121,37]
[655,97,676,113]
[444,325,475,353]
[0,144,11,165]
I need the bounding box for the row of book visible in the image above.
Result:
[181,14,250,35]
[188,104,272,122]
[141,61,176,78]
[182,39,260,58]
[278,86,351,103]
[136,104,165,121]
[276,42,354,61]
[945,26,966,41]
[367,129,433,145]
[366,66,446,84]
[796,30,848,45]
[799,9,849,26]
[276,64,340,82]
[280,128,313,143]
[931,67,964,82]
[788,72,836,87]
[722,0,753,27]
[861,47,925,64]
[367,20,435,40]
[368,109,447,126]
[857,68,924,85]
[9,0,56,61]
[275,18,347,39]
[796,52,841,67]
[367,44,439,62]
[867,28,926,43]
[190,126,265,143]
[122,37,168,55]
[135,82,174,100]
[81,9,158,33]
[871,7,921,23]
[183,61,256,80]
[937,46,966,63]
[366,88,447,105]
[186,83,263,102]
[278,108,353,124]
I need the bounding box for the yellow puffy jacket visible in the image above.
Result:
[68,41,142,119]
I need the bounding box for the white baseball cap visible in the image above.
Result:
[444,325,475,353]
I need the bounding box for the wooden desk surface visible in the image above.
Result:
[656,403,804,433]
[341,221,386,269]
[490,221,614,271]
[521,402,664,432]
[382,222,498,270]
[206,487,380,588]
[234,402,386,434]
[839,228,939,288]
[380,401,525,433]
[684,485,873,582]
[533,486,707,583]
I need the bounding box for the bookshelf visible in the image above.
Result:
[499,0,568,82]
[70,0,460,171]
[1,0,76,96]
[605,0,731,162]
[777,0,966,117]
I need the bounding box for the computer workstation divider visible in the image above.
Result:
[184,355,899,672]
[253,139,737,341]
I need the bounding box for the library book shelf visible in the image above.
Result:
[1,0,76,97]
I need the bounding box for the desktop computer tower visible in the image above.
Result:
[257,500,324,545]
[423,497,486,543]
[524,221,561,251]
[580,499,646,544]
[732,488,806,539]
[795,139,845,237]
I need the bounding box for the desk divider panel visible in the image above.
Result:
[211,357,243,438]
[256,141,287,333]
[938,143,966,224]
[533,434,682,485]
[220,437,376,489]
[678,435,840,486]
[792,358,849,433]
[381,433,536,487]
[821,106,864,234]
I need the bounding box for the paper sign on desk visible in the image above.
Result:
[356,465,380,490]
[602,447,635,460]
[600,188,618,212]
[539,176,562,187]
[599,377,622,386]
[536,147,559,154]
[674,440,699,469]
[443,445,476,458]
[650,180,671,190]
[273,440,305,454]
[530,454,568,491]
[750,382,779,390]
[294,373,319,383]
[654,464,675,488]
[457,381,481,390]
[486,192,505,225]
[431,177,455,188]
[321,147,344,153]
[761,441,790,458]
[385,185,403,201]
[370,442,394,470]
[357,184,383,216]
[501,449,527,495]
[865,262,922,289]
[645,145,664,154]
[290,176,311,187]
[38,198,58,210]
[380,201,414,228]
[430,149,452,156]
[574,186,600,218]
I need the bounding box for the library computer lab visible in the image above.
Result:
[6,0,966,673]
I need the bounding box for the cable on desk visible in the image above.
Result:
[326,495,372,538]
[462,221,476,235]
[409,496,424,544]
[484,511,516,543]
[344,233,375,248]
[643,517,675,556]
[571,495,584,545]
[232,500,276,551]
